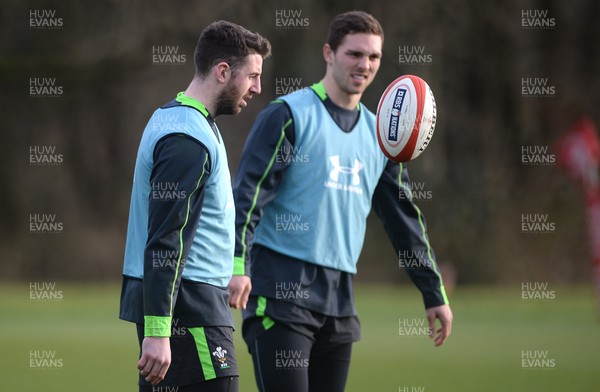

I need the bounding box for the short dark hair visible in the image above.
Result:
[194,20,271,77]
[327,11,384,52]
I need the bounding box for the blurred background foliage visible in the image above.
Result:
[1,0,599,285]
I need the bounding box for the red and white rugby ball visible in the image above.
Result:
[376,75,437,162]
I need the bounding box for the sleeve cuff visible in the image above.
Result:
[233,256,246,275]
[144,315,172,337]
[422,284,449,309]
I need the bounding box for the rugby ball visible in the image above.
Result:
[376,75,437,162]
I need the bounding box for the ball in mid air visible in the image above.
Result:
[376,75,437,162]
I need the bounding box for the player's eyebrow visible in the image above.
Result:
[345,49,382,58]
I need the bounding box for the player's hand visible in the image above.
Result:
[426,304,453,347]
[228,275,252,310]
[137,337,171,385]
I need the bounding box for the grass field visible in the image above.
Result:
[1,283,598,391]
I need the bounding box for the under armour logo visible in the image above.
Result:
[329,155,363,185]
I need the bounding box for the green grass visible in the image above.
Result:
[1,284,598,391]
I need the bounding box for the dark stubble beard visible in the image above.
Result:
[214,81,242,117]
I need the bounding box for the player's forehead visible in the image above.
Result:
[238,53,263,74]
[337,33,382,56]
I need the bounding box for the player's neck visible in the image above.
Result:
[321,77,361,110]
[184,76,218,117]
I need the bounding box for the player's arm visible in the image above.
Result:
[139,134,211,384]
[228,101,295,309]
[372,160,452,346]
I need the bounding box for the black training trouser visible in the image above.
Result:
[248,322,353,392]
[139,376,238,392]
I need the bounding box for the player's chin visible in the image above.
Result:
[237,99,249,112]
[230,105,243,115]
[348,80,371,94]
[347,85,367,96]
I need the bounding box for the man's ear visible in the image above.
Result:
[214,62,231,84]
[323,43,334,65]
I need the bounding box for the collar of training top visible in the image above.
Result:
[175,92,211,118]
[310,81,361,111]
